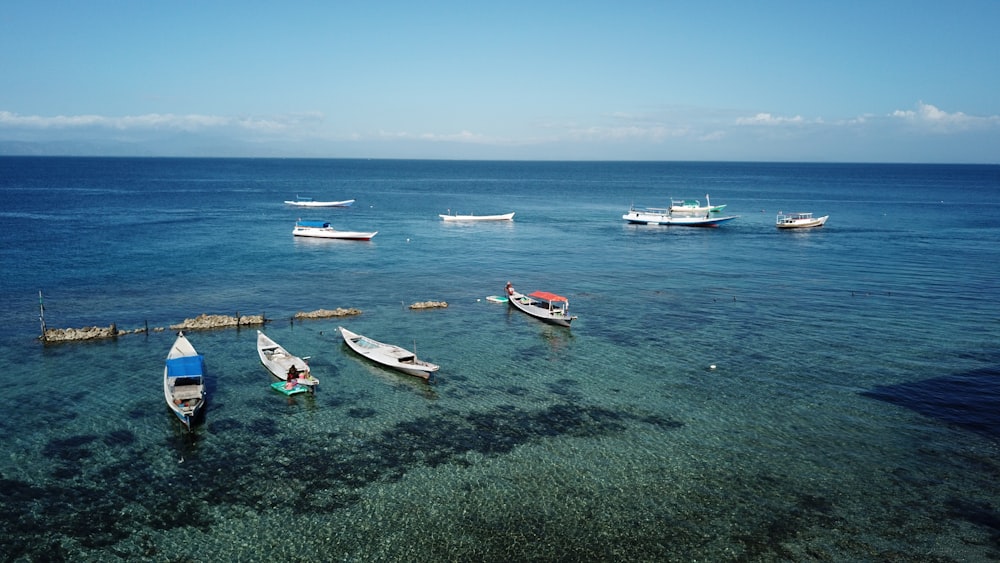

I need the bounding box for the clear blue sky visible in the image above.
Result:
[2,1,998,162]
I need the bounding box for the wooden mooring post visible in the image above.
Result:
[38,290,47,342]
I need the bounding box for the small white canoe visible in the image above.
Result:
[257,330,318,389]
[338,326,439,380]
[284,198,355,207]
[439,212,514,222]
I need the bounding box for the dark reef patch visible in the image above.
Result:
[862,365,1000,439]
[2,401,683,559]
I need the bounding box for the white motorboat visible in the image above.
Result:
[776,212,828,229]
[292,220,377,240]
[338,326,439,380]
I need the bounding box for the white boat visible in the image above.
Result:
[163,332,206,430]
[670,194,727,214]
[257,330,319,391]
[292,220,377,240]
[504,282,577,327]
[338,326,439,380]
[623,206,738,227]
[439,211,515,222]
[776,212,828,229]
[284,196,355,207]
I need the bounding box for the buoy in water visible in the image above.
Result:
[709,364,717,370]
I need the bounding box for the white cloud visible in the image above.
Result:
[736,112,806,126]
[0,110,324,133]
[889,101,1000,131]
[378,129,493,143]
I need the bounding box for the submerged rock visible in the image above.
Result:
[43,324,119,342]
[409,301,448,310]
[294,308,362,319]
[169,313,265,330]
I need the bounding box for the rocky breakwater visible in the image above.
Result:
[43,324,129,342]
[169,313,265,331]
[294,308,362,319]
[409,301,448,310]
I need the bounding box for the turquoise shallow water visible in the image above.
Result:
[1,158,999,560]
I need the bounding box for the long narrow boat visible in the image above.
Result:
[163,332,206,430]
[504,282,577,327]
[776,212,829,229]
[622,206,738,227]
[338,326,439,380]
[439,211,515,222]
[257,330,319,391]
[284,196,355,207]
[292,220,377,240]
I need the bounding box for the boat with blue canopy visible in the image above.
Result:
[163,332,206,430]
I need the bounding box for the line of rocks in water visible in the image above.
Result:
[41,308,364,342]
[408,301,448,309]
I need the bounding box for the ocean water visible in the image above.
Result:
[1,157,999,561]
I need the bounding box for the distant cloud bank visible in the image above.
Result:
[0,102,997,162]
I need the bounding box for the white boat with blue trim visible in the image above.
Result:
[623,206,738,227]
[292,220,377,240]
[163,332,206,430]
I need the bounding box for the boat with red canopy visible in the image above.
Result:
[504,282,577,327]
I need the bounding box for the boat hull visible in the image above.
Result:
[339,327,439,379]
[284,199,355,207]
[623,209,738,227]
[439,212,515,222]
[292,227,377,240]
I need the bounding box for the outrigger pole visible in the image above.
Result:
[39,290,47,341]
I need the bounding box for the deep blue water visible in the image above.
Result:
[1,157,999,560]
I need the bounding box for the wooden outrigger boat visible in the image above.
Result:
[338,326,439,380]
[504,282,577,327]
[284,196,355,207]
[439,211,515,222]
[622,206,738,227]
[257,330,319,392]
[163,332,206,430]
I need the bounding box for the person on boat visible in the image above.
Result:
[287,365,300,381]
[505,281,513,296]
